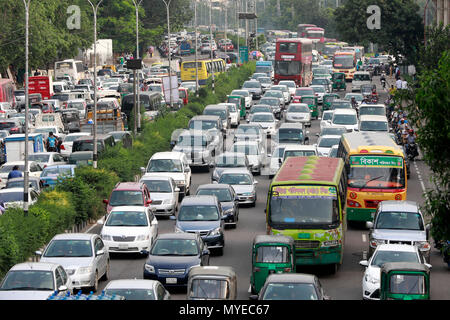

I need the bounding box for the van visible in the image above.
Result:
[359,104,386,117]
[358,115,389,132]
[71,134,115,156]
[351,71,372,92]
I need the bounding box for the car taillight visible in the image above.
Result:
[60,144,65,150]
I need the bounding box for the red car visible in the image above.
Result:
[104,182,152,214]
[292,87,315,103]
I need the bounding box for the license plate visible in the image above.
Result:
[166,278,177,284]
[118,243,128,249]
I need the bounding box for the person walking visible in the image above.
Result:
[8,165,22,180]
[46,132,58,152]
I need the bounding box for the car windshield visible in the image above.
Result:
[68,102,84,111]
[178,205,219,221]
[109,190,144,206]
[322,112,333,121]
[232,144,259,155]
[142,180,172,193]
[151,239,199,256]
[375,211,424,230]
[28,154,50,163]
[345,94,363,102]
[232,91,248,97]
[262,283,318,300]
[148,159,182,173]
[105,288,156,300]
[313,68,329,75]
[359,107,385,116]
[190,279,229,299]
[278,129,303,142]
[318,137,341,148]
[320,127,346,136]
[43,239,93,257]
[6,179,38,190]
[288,105,310,113]
[332,102,352,109]
[259,98,278,106]
[295,89,314,96]
[312,79,328,85]
[259,78,271,84]
[106,210,148,226]
[219,174,252,185]
[0,122,16,129]
[284,150,316,158]
[225,104,236,112]
[243,82,260,88]
[216,155,246,167]
[360,120,388,131]
[236,126,261,135]
[371,250,419,267]
[251,106,272,113]
[0,165,24,173]
[178,135,207,147]
[197,188,233,202]
[204,109,226,120]
[353,74,371,81]
[264,91,282,98]
[189,120,218,131]
[41,167,72,177]
[312,86,325,93]
[332,114,357,125]
[251,114,274,122]
[0,270,54,291]
[0,191,23,203]
[279,82,295,88]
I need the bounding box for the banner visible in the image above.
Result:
[350,155,403,168]
[271,185,337,199]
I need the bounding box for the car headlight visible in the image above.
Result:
[78,266,93,274]
[209,227,222,236]
[321,240,340,247]
[175,226,184,233]
[243,192,254,196]
[364,273,379,285]
[416,241,431,251]
[144,264,155,273]
[163,199,174,205]
[224,208,234,215]
[369,239,386,248]
[136,234,149,241]
[101,234,112,241]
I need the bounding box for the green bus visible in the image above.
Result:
[266,156,347,273]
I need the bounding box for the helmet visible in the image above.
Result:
[409,129,414,133]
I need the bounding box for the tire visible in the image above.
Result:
[217,247,224,256]
[91,271,99,293]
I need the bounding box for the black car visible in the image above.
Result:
[143,233,210,287]
[174,195,225,255]
[195,183,239,228]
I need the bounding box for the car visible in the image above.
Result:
[250,273,330,300]
[311,78,332,93]
[351,71,372,92]
[143,233,210,287]
[312,67,332,81]
[103,279,171,300]
[217,169,258,207]
[0,187,39,209]
[270,85,290,104]
[218,103,240,127]
[27,152,67,169]
[248,104,273,117]
[292,87,315,103]
[211,152,250,183]
[358,104,386,117]
[263,90,285,109]
[0,161,43,189]
[359,244,431,300]
[281,145,317,162]
[278,80,296,98]
[66,99,87,119]
[318,126,347,137]
[310,85,326,104]
[5,176,43,193]
[268,144,289,178]
[196,183,239,228]
[36,233,110,293]
[230,140,265,175]
[0,119,24,134]
[366,200,431,261]
[234,123,266,147]
[99,206,158,255]
[142,152,192,198]
[250,73,268,81]
[242,80,263,100]
[315,135,342,157]
[202,105,230,130]
[172,130,217,169]
[139,176,179,217]
[330,99,353,110]
[344,93,364,108]
[0,262,72,300]
[175,195,226,254]
[257,76,272,93]
[230,89,252,109]
[328,145,339,158]
[358,115,389,132]
[104,182,152,214]
[320,110,334,130]
[187,115,224,152]
[247,112,278,137]
[259,97,282,119]
[58,108,81,133]
[284,103,311,127]
[330,109,359,132]
[40,164,76,188]
[109,131,133,148]
[272,122,309,147]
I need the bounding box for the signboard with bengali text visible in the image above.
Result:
[271,185,337,199]
[350,155,403,168]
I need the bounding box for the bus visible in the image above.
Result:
[54,59,85,84]
[333,51,356,80]
[255,61,273,78]
[297,24,316,37]
[337,132,407,223]
[322,44,340,60]
[0,79,16,108]
[274,38,313,86]
[180,59,226,86]
[305,27,325,52]
[266,156,347,272]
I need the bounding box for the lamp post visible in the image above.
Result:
[22,0,31,215]
[132,0,143,133]
[210,0,215,94]
[194,0,199,96]
[88,0,103,169]
[162,0,174,109]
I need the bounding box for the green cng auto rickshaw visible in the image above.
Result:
[227,95,246,119]
[250,235,296,294]
[380,262,430,300]
[301,95,319,119]
[187,266,237,300]
[332,72,346,91]
[322,93,340,112]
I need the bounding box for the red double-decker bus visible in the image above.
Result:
[305,27,325,52]
[274,38,313,87]
[297,24,316,37]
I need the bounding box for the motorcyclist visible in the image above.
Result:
[405,129,418,159]
[380,72,386,89]
[351,97,358,110]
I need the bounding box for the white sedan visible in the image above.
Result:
[247,112,278,136]
[99,206,158,255]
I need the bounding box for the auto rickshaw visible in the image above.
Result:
[187,266,237,300]
[227,95,246,119]
[301,95,319,119]
[380,262,430,300]
[250,235,296,294]
[331,72,346,91]
[322,93,340,112]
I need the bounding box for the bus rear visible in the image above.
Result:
[180,61,207,85]
[266,156,346,271]
[333,51,356,80]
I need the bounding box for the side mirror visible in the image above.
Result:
[254,180,258,184]
[202,249,210,256]
[249,295,259,300]
[425,263,432,270]
[147,200,152,205]
[359,260,369,267]
[174,187,180,192]
[184,167,191,173]
[366,221,374,229]
[58,285,68,292]
[140,167,146,175]
[97,219,104,225]
[35,250,42,256]
[169,215,176,220]
[96,249,105,256]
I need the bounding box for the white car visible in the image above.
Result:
[230,89,252,109]
[358,115,389,132]
[247,112,278,136]
[359,244,431,300]
[268,144,288,178]
[278,80,296,98]
[0,262,72,300]
[310,85,326,104]
[140,176,179,216]
[320,110,334,130]
[270,85,290,104]
[59,132,91,158]
[315,135,342,157]
[0,161,43,189]
[36,233,110,292]
[218,103,240,127]
[330,109,359,132]
[230,140,265,175]
[27,152,67,168]
[284,103,311,127]
[282,145,317,162]
[99,206,158,255]
[104,279,171,300]
[0,187,39,209]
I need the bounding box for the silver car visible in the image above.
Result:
[172,130,217,169]
[217,168,258,207]
[37,233,110,292]
[104,279,171,300]
[140,176,180,216]
[367,200,431,261]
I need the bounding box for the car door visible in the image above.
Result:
[147,208,158,244]
[94,236,107,277]
[56,265,71,292]
[171,178,179,207]
[199,237,209,266]
[52,153,66,165]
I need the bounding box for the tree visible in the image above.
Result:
[419,23,450,72]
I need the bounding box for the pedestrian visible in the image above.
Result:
[8,165,22,180]
[46,132,58,152]
[401,79,408,90]
[396,78,402,90]
[0,202,5,215]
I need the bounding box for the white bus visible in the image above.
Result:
[54,59,85,84]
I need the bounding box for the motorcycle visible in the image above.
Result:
[406,142,419,161]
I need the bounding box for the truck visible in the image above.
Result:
[180,41,191,56]
[3,133,45,162]
[28,76,54,100]
[80,102,124,134]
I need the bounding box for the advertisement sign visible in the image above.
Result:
[350,155,403,168]
[162,75,179,104]
[271,185,337,199]
[239,46,248,63]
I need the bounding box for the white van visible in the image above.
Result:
[351,71,372,92]
[358,115,389,132]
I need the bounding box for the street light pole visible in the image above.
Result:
[194,0,199,96]
[88,0,103,169]
[210,0,215,94]
[162,0,173,109]
[132,0,143,133]
[236,0,240,65]
[22,0,31,215]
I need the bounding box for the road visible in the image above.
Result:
[87,57,449,299]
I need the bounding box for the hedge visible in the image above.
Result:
[0,61,255,278]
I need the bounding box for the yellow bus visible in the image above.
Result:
[337,132,407,222]
[180,59,226,86]
[333,51,356,80]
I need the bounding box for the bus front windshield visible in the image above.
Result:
[269,185,339,228]
[333,55,355,68]
[348,155,406,189]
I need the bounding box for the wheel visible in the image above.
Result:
[91,271,99,293]
[101,261,110,281]
[216,247,224,256]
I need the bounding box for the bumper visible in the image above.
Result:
[362,281,380,300]
[347,208,375,222]
[143,271,189,287]
[187,157,211,167]
[201,234,225,249]
[236,194,256,204]
[104,239,151,253]
[152,204,176,216]
[295,246,342,266]
[70,273,95,289]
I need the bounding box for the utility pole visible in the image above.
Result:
[210,0,215,94]
[194,0,199,96]
[236,0,240,65]
[163,0,174,108]
[132,0,143,133]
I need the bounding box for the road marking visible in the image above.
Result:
[413,161,427,196]
[248,284,252,293]
[362,234,367,243]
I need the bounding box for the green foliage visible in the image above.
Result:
[419,24,450,73]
